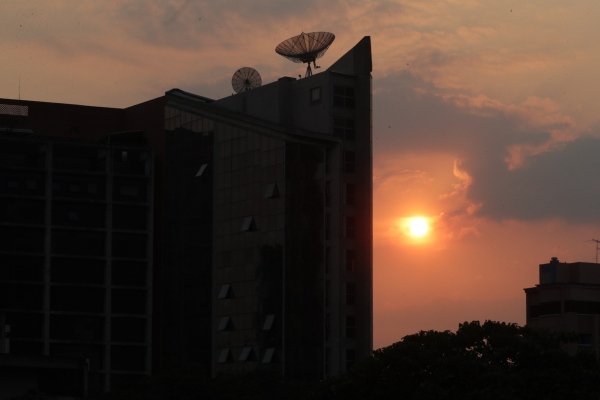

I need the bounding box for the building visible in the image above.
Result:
[524,257,600,354]
[0,101,162,397]
[164,36,373,378]
[0,131,155,396]
[0,35,373,395]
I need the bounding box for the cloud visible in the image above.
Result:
[374,70,599,226]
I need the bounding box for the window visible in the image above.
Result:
[579,334,592,346]
[263,314,275,330]
[121,151,128,162]
[325,148,331,174]
[87,184,98,194]
[241,216,257,232]
[346,282,356,305]
[334,118,355,140]
[346,349,356,369]
[218,316,232,331]
[218,284,231,299]
[265,183,279,199]
[218,348,231,363]
[346,315,355,338]
[7,180,17,189]
[119,186,139,197]
[262,348,275,364]
[196,164,208,178]
[68,184,80,193]
[346,184,355,205]
[310,87,321,103]
[239,347,255,361]
[334,85,355,108]
[346,249,355,272]
[52,182,60,191]
[346,217,355,239]
[26,180,36,190]
[67,211,78,221]
[345,151,356,173]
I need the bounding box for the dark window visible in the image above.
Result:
[346,216,355,239]
[310,87,321,103]
[68,184,79,193]
[334,86,355,108]
[120,186,139,197]
[87,184,97,194]
[241,216,257,232]
[565,301,600,315]
[346,315,355,338]
[52,182,60,191]
[334,118,355,140]
[579,334,592,346]
[346,249,355,272]
[538,301,561,316]
[345,151,355,173]
[346,183,355,205]
[7,180,17,189]
[26,180,36,190]
[346,349,356,369]
[346,282,356,305]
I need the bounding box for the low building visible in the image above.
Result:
[524,257,600,354]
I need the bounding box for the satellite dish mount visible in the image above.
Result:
[275,32,335,77]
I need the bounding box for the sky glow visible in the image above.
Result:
[1,0,599,349]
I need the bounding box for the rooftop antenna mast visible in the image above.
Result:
[589,239,600,263]
[275,31,335,77]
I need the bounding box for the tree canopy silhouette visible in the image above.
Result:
[314,320,600,400]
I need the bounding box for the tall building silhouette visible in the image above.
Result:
[0,36,372,396]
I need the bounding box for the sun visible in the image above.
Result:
[409,217,429,237]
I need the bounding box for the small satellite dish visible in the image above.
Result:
[275,31,335,77]
[231,67,262,93]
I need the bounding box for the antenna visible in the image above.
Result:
[588,239,600,263]
[231,67,262,94]
[275,31,335,77]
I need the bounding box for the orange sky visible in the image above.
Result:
[1,1,599,349]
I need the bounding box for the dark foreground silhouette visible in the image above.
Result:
[14,321,599,400]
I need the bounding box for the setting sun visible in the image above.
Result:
[409,217,429,237]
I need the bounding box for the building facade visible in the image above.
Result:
[524,257,600,355]
[0,128,154,396]
[0,35,373,395]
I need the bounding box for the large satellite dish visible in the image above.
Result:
[231,67,262,93]
[275,31,335,77]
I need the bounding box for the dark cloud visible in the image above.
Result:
[468,136,600,223]
[374,71,599,225]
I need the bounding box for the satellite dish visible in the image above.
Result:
[275,31,335,77]
[231,67,262,93]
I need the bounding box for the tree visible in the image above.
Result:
[314,321,600,400]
